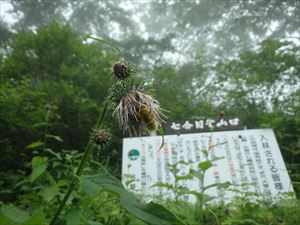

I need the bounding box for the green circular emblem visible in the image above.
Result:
[128,149,140,161]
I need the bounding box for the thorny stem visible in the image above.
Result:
[49,103,110,225]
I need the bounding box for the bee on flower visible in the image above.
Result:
[137,107,158,132]
[107,77,165,137]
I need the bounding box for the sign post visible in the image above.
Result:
[122,129,294,202]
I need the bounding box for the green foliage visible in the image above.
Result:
[152,150,231,214]
[0,204,47,225]
[198,160,213,171]
[29,156,48,183]
[151,63,214,120]
[214,39,300,194]
[82,171,185,225]
[0,23,122,202]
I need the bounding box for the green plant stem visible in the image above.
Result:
[207,208,220,225]
[199,171,205,210]
[49,179,77,225]
[42,110,50,151]
[49,103,109,225]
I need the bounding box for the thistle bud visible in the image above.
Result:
[112,59,132,80]
[91,128,112,147]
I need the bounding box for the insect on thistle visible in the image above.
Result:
[137,107,158,133]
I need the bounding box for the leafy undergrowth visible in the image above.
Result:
[163,198,300,225]
[0,158,299,225]
[0,143,299,225]
[0,135,298,225]
[1,192,299,225]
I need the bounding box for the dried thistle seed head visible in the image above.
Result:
[91,128,112,147]
[107,78,165,136]
[112,59,133,80]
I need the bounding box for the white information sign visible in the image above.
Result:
[122,129,294,202]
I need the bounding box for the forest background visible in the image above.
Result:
[0,0,299,224]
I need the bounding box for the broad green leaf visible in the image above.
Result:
[133,202,185,225]
[81,178,101,196]
[25,141,44,149]
[0,204,29,224]
[66,209,80,225]
[22,210,47,225]
[218,181,231,189]
[189,169,204,180]
[203,182,231,192]
[33,122,47,128]
[29,157,48,182]
[53,179,70,188]
[39,186,59,202]
[44,148,62,160]
[14,180,28,189]
[45,134,63,142]
[82,171,186,225]
[73,152,84,159]
[198,161,212,171]
[175,173,194,181]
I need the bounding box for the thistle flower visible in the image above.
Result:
[112,58,133,80]
[107,78,165,136]
[91,127,112,147]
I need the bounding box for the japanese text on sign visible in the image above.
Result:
[122,129,294,202]
[164,118,243,135]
